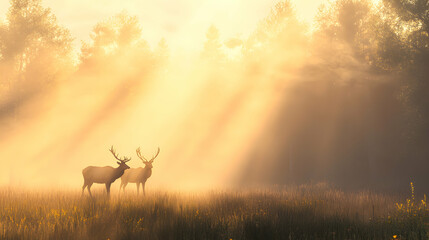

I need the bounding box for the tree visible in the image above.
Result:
[155,38,169,65]
[241,1,307,80]
[78,12,155,80]
[0,0,73,120]
[380,0,429,144]
[201,25,225,63]
[1,0,73,74]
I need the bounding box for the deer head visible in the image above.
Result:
[109,146,131,170]
[136,147,160,169]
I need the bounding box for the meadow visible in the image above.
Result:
[0,183,427,240]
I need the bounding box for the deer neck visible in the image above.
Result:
[113,166,126,180]
[144,166,152,177]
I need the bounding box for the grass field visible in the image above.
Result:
[0,183,427,240]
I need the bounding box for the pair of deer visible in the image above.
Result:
[82,146,160,197]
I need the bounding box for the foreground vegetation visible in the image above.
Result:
[0,184,427,240]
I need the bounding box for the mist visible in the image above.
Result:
[1,0,428,193]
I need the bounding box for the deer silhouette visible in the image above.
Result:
[82,146,131,197]
[120,147,160,195]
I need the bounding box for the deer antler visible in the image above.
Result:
[136,147,148,163]
[109,146,131,163]
[149,147,160,162]
[136,147,160,163]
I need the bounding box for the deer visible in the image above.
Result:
[82,146,131,197]
[120,147,160,195]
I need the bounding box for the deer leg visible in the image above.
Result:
[122,182,128,193]
[142,182,146,196]
[136,183,140,195]
[82,182,88,196]
[87,183,93,198]
[119,182,124,193]
[106,183,111,197]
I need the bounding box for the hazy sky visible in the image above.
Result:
[0,0,325,52]
[1,0,422,192]
[0,0,326,189]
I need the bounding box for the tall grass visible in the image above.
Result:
[0,184,427,239]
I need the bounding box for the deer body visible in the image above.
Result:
[120,166,152,195]
[83,165,128,183]
[120,147,159,195]
[82,146,131,197]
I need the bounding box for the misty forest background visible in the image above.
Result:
[0,0,428,193]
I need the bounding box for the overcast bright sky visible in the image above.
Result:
[0,0,325,52]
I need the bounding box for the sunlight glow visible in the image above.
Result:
[0,0,330,52]
[0,0,420,191]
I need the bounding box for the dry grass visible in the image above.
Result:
[0,184,427,240]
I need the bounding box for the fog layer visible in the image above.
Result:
[1,0,428,192]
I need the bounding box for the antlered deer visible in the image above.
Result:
[82,146,131,197]
[120,147,160,195]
